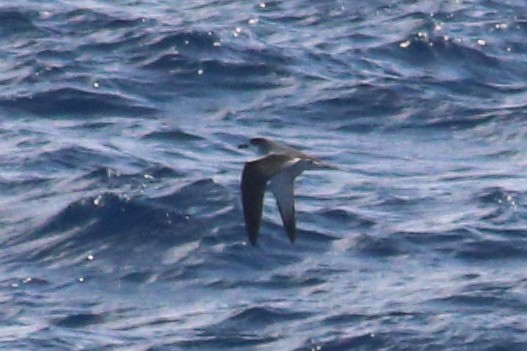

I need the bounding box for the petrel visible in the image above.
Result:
[238,137,336,245]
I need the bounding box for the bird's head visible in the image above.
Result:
[238,137,272,156]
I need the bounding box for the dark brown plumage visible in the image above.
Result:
[241,154,296,245]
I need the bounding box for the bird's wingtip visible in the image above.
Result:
[286,227,296,244]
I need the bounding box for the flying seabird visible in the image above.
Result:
[238,137,336,245]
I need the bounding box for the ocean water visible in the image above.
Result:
[1,0,527,349]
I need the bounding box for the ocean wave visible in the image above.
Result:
[76,166,184,195]
[52,312,105,328]
[353,233,410,257]
[24,145,114,172]
[384,34,502,71]
[53,8,144,33]
[474,186,525,225]
[1,87,157,116]
[453,238,527,260]
[215,305,311,330]
[7,177,235,267]
[394,224,527,261]
[141,129,204,142]
[314,208,377,229]
[129,28,291,91]
[0,8,40,35]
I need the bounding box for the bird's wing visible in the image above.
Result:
[241,154,299,245]
[269,169,297,243]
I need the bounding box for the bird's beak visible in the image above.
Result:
[238,143,249,149]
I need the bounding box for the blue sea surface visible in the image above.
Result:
[2,0,527,350]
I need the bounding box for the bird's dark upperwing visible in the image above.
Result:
[241,154,298,245]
